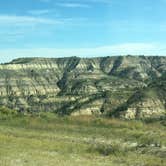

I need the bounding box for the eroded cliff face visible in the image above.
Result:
[0,56,165,118]
[121,99,165,119]
[115,75,166,119]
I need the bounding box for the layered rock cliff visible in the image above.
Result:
[114,74,166,119]
[0,56,165,118]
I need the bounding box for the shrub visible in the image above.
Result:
[88,142,122,156]
[0,107,18,119]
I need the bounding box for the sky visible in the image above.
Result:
[0,0,166,63]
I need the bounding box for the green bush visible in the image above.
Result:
[88,143,122,156]
[0,107,18,119]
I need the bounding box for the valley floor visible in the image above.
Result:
[0,114,165,166]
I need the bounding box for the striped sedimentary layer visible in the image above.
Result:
[0,56,165,118]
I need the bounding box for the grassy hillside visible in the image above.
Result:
[0,113,165,166]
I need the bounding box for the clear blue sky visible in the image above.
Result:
[0,0,166,62]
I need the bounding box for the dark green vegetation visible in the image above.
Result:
[0,110,165,166]
[0,56,166,119]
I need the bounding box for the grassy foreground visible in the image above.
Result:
[0,113,165,166]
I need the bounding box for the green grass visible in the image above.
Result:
[0,113,165,166]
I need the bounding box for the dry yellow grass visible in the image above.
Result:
[0,114,165,166]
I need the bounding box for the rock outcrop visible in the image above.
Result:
[114,74,166,119]
[0,56,165,119]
